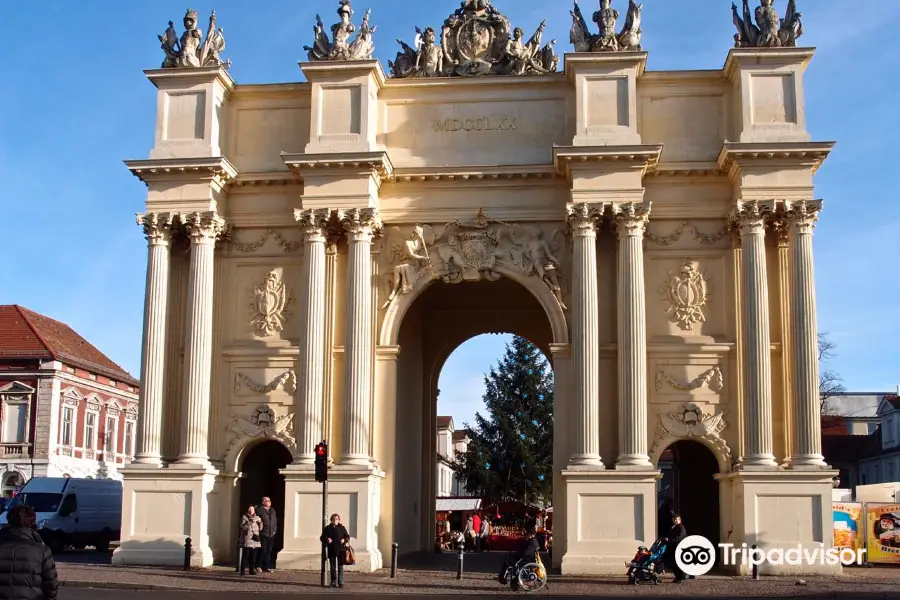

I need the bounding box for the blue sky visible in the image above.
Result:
[0,1,897,430]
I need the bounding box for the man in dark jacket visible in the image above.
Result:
[0,504,58,600]
[501,528,540,580]
[256,496,278,572]
[663,513,688,583]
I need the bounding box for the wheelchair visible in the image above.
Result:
[499,552,548,592]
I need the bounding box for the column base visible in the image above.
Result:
[566,455,606,469]
[789,455,829,470]
[131,456,163,468]
[715,469,841,576]
[559,469,661,575]
[113,463,220,567]
[737,454,780,470]
[615,454,654,470]
[280,464,384,573]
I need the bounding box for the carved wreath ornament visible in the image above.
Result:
[660,259,709,331]
[650,403,731,468]
[225,404,297,464]
[249,270,291,337]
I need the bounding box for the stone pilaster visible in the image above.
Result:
[176,211,226,466]
[339,207,382,467]
[611,201,653,470]
[133,212,174,466]
[293,208,333,464]
[730,201,778,469]
[784,200,827,469]
[564,202,605,468]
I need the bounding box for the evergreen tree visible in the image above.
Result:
[453,336,553,506]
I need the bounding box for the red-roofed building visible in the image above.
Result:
[0,306,139,494]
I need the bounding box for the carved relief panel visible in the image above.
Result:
[644,254,728,339]
[377,210,571,314]
[228,264,299,344]
[651,360,727,406]
[230,366,296,406]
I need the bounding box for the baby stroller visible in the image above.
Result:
[625,538,667,585]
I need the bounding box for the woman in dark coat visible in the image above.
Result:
[320,513,351,588]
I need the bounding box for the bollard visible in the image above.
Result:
[183,537,192,571]
[457,545,464,580]
[391,542,399,578]
[751,544,759,580]
[235,541,243,573]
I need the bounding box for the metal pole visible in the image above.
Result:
[320,479,328,587]
[456,545,464,579]
[235,541,242,573]
[183,537,192,571]
[751,544,760,580]
[391,542,399,578]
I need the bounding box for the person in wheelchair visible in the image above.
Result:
[501,528,540,576]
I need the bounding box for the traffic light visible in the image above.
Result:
[314,441,328,483]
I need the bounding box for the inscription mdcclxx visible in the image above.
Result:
[433,116,518,133]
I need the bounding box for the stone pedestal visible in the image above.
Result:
[113,465,221,567]
[279,465,385,573]
[560,470,661,575]
[716,470,841,575]
[564,52,647,146]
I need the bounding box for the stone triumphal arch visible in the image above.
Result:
[115,0,838,576]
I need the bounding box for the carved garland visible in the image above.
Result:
[655,366,724,394]
[229,230,302,253]
[645,221,729,246]
[233,371,297,395]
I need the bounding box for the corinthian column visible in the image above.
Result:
[339,208,381,467]
[784,200,828,469]
[731,201,778,469]
[176,211,226,466]
[564,202,605,468]
[133,212,174,466]
[611,201,653,470]
[293,208,333,464]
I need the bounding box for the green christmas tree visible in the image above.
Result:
[453,336,554,506]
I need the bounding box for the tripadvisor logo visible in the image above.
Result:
[675,535,866,576]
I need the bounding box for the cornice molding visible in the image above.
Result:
[722,47,815,80]
[563,51,648,82]
[125,156,238,189]
[230,172,299,188]
[385,164,557,183]
[717,141,834,176]
[281,150,394,185]
[646,162,723,179]
[143,66,235,92]
[552,145,663,179]
[299,59,387,88]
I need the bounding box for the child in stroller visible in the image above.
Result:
[625,538,668,585]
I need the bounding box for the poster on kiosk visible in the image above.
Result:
[833,503,864,552]
[864,503,900,564]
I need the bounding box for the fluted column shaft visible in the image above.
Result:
[134,213,173,466]
[612,202,653,470]
[732,201,778,469]
[177,212,226,465]
[294,208,332,464]
[340,208,381,467]
[565,203,604,467]
[785,200,827,469]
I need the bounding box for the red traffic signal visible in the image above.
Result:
[315,441,328,483]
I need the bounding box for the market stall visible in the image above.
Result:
[481,501,548,552]
[435,497,482,552]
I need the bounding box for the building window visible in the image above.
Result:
[124,421,135,457]
[887,418,895,443]
[61,406,75,446]
[104,416,117,454]
[84,412,97,450]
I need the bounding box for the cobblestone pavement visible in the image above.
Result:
[56,563,900,598]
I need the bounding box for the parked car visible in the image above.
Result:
[0,477,122,553]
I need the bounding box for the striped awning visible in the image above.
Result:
[436,498,482,511]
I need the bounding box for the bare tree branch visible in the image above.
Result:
[819,332,845,414]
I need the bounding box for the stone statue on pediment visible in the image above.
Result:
[570,0,643,53]
[304,0,378,61]
[159,8,230,69]
[388,0,557,78]
[731,0,803,48]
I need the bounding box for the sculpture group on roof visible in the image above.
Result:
[155,1,807,74]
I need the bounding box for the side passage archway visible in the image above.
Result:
[240,440,293,567]
[657,440,720,546]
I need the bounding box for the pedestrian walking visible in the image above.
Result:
[663,513,688,583]
[0,504,58,599]
[256,496,278,572]
[320,514,351,588]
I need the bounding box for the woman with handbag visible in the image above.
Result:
[239,504,263,575]
[320,513,351,588]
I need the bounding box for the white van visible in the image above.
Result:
[0,477,122,553]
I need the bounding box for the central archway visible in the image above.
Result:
[387,274,568,561]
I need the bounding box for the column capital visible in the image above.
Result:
[182,211,227,244]
[782,199,823,234]
[729,200,774,235]
[610,201,652,238]
[565,202,605,237]
[294,208,335,243]
[339,207,382,242]
[136,212,175,246]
